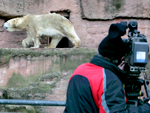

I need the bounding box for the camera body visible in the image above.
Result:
[123,20,149,74]
[122,20,149,107]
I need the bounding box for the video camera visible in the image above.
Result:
[121,20,150,107]
[123,20,149,74]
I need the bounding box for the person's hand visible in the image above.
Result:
[148,100,150,104]
[118,61,125,70]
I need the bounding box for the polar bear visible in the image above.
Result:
[2,13,81,48]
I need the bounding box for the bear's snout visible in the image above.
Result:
[5,27,8,30]
[2,24,8,30]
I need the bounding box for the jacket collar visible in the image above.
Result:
[90,54,128,82]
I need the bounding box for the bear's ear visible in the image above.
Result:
[13,19,17,27]
[13,19,20,28]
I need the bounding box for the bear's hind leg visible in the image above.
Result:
[63,27,81,48]
[69,36,81,48]
[65,34,81,48]
[47,35,62,48]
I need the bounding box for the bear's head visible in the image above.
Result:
[2,17,24,32]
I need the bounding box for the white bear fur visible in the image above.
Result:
[3,13,81,48]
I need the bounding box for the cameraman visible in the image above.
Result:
[64,22,150,113]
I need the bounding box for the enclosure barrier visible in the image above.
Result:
[0,99,66,106]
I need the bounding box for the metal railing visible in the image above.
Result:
[0,99,66,106]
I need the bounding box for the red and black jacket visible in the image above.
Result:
[64,54,150,113]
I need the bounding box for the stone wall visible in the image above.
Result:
[0,0,150,48]
[81,0,150,20]
[0,48,97,113]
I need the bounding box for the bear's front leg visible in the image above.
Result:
[22,37,34,48]
[31,35,41,48]
[22,31,34,48]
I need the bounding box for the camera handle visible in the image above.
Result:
[143,79,150,102]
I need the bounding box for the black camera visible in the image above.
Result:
[123,20,149,74]
[122,20,150,107]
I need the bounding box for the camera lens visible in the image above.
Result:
[130,22,137,28]
[128,20,138,30]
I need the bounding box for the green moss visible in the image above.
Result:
[0,48,96,58]
[6,71,62,99]
[112,0,122,10]
[59,52,96,72]
[105,0,125,14]
[0,55,11,65]
[4,105,36,113]
[7,73,28,88]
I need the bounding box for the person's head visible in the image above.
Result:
[98,22,128,65]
